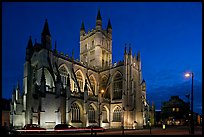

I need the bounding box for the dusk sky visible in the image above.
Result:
[2,2,202,114]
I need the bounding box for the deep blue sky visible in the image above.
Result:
[2,2,202,114]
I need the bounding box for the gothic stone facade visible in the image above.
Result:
[10,10,148,129]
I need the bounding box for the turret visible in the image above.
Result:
[26,36,33,61]
[80,21,86,36]
[107,18,112,34]
[41,19,51,50]
[128,46,132,56]
[137,51,140,61]
[16,81,21,101]
[96,9,102,30]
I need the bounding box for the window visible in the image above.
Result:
[71,103,80,122]
[90,50,95,56]
[75,71,83,92]
[172,108,175,112]
[176,108,179,112]
[85,44,88,50]
[102,107,108,122]
[90,59,95,64]
[113,73,123,100]
[88,105,96,123]
[59,66,68,88]
[92,40,94,47]
[113,106,121,122]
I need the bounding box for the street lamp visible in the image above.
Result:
[185,72,194,134]
[98,89,104,127]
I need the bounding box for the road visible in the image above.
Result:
[20,126,202,135]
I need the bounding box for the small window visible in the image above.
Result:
[92,40,94,47]
[85,44,88,50]
[172,108,175,112]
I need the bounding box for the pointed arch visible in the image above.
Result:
[88,103,97,123]
[74,69,85,92]
[113,106,122,122]
[112,71,123,100]
[58,64,69,88]
[71,101,83,122]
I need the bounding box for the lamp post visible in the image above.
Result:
[185,72,194,134]
[98,89,104,127]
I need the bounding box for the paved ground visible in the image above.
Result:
[20,126,202,135]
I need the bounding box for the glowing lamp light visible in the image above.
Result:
[101,89,104,94]
[185,73,191,78]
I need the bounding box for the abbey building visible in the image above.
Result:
[10,10,148,129]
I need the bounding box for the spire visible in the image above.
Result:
[80,21,86,36]
[107,18,112,29]
[96,9,102,30]
[96,9,102,20]
[124,44,127,55]
[137,51,141,61]
[42,19,51,36]
[27,36,33,49]
[41,19,52,49]
[54,40,57,52]
[128,45,132,55]
[26,36,34,61]
[16,80,20,90]
[80,21,85,31]
[142,79,145,84]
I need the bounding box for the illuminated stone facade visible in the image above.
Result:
[10,10,147,129]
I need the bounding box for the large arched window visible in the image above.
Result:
[71,103,80,122]
[74,71,83,92]
[113,106,121,122]
[88,105,96,123]
[102,106,108,123]
[59,66,68,88]
[113,73,123,100]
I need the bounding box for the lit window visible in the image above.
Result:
[88,105,96,123]
[92,40,94,47]
[71,103,80,122]
[75,71,83,92]
[113,106,121,122]
[113,73,123,100]
[172,108,175,112]
[59,66,68,88]
[176,108,179,112]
